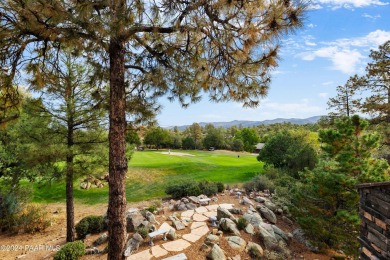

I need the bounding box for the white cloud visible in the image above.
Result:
[308,4,323,10]
[322,81,334,86]
[362,13,381,20]
[298,30,390,74]
[315,0,388,9]
[305,40,317,46]
[307,23,317,28]
[271,70,289,75]
[319,92,329,98]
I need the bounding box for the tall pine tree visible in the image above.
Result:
[28,49,107,242]
[1,1,307,257]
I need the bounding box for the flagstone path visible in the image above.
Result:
[126,203,234,260]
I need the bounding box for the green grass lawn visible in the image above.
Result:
[32,150,263,204]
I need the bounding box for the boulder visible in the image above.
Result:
[228,208,242,215]
[243,212,263,227]
[166,228,177,240]
[260,222,275,235]
[207,244,226,260]
[176,203,187,211]
[93,179,102,186]
[181,198,190,204]
[80,182,87,189]
[219,218,240,236]
[172,220,186,230]
[126,210,145,232]
[200,243,210,252]
[188,196,200,204]
[185,203,197,210]
[241,196,254,206]
[80,181,91,190]
[258,224,278,250]
[272,225,288,242]
[168,215,180,222]
[205,234,220,245]
[245,223,255,235]
[282,216,293,226]
[145,211,157,224]
[292,228,318,252]
[246,242,264,258]
[217,206,236,222]
[93,233,108,246]
[264,201,277,211]
[257,205,277,224]
[254,196,266,203]
[227,236,247,252]
[124,233,143,257]
[248,205,257,213]
[85,247,100,255]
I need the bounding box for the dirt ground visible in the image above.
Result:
[0,195,342,260]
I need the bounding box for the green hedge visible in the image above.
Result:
[165,181,224,199]
[54,241,85,260]
[75,215,105,239]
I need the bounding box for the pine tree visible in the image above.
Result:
[361,40,390,124]
[292,116,389,254]
[0,1,307,257]
[28,49,107,242]
[327,75,362,117]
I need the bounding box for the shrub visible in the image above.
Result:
[0,192,20,232]
[166,180,225,198]
[244,175,275,193]
[243,181,255,193]
[0,190,50,234]
[75,215,105,239]
[54,241,85,260]
[198,181,218,196]
[146,205,157,213]
[263,166,282,180]
[18,204,51,233]
[165,181,201,199]
[135,226,149,239]
[236,217,248,230]
[216,182,225,192]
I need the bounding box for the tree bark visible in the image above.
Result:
[66,113,75,242]
[107,33,127,260]
[65,154,75,242]
[66,81,75,242]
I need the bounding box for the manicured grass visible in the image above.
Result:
[32,150,263,204]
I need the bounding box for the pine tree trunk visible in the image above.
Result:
[66,93,75,242]
[107,36,127,260]
[66,154,75,242]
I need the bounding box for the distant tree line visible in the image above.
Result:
[129,121,319,153]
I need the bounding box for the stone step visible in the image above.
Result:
[163,253,188,260]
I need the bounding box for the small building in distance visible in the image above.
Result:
[254,143,265,154]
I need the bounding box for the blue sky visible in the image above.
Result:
[157,0,390,127]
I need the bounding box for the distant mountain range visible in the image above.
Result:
[168,116,324,130]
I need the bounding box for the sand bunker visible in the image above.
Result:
[160,152,195,157]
